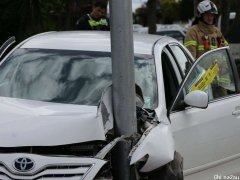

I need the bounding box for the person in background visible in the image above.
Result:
[76,0,110,31]
[184,0,228,59]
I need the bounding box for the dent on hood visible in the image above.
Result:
[0,97,110,147]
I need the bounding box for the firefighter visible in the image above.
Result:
[184,0,228,60]
[76,0,110,31]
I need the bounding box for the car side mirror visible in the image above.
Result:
[184,90,208,109]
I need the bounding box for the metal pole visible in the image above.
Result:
[109,0,136,179]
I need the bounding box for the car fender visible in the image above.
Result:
[130,122,175,172]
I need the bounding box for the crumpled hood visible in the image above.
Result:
[0,97,106,147]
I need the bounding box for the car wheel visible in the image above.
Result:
[148,151,184,180]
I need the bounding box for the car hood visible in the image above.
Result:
[0,97,106,147]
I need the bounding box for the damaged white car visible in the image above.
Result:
[0,31,239,180]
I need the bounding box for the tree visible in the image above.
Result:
[160,0,181,23]
[218,0,240,43]
[135,0,184,32]
[0,0,93,44]
[0,0,56,43]
[0,0,43,44]
[180,0,194,21]
[147,0,157,34]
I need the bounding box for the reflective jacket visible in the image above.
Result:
[184,21,228,59]
[76,14,110,31]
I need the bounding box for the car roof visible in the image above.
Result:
[19,31,172,55]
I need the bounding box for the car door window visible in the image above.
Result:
[169,45,192,77]
[173,48,236,111]
[162,51,180,109]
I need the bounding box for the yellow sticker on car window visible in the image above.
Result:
[191,63,219,91]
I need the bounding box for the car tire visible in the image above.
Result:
[148,151,184,180]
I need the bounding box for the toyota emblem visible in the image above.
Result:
[13,157,35,172]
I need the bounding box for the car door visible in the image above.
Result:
[170,47,240,179]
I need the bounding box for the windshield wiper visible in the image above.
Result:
[0,36,16,59]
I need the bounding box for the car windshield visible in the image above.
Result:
[0,48,157,109]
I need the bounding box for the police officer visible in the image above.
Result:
[184,0,228,59]
[76,1,110,31]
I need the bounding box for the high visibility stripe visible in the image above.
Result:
[184,41,197,47]
[88,19,108,27]
[219,78,231,84]
[224,40,229,46]
[217,76,231,85]
[197,45,218,50]
[100,19,108,26]
[210,45,218,50]
[197,45,204,50]
[87,14,108,28]
[88,20,101,27]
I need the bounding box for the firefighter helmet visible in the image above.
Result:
[197,0,218,17]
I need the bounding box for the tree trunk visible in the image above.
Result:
[65,0,77,30]
[220,0,240,43]
[193,0,198,17]
[147,0,156,34]
[220,0,230,37]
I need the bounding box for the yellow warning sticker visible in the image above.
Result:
[191,63,219,91]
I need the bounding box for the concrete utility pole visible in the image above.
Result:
[110,0,137,179]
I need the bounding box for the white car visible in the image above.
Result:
[133,24,186,43]
[155,24,187,43]
[0,31,239,180]
[132,24,144,32]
